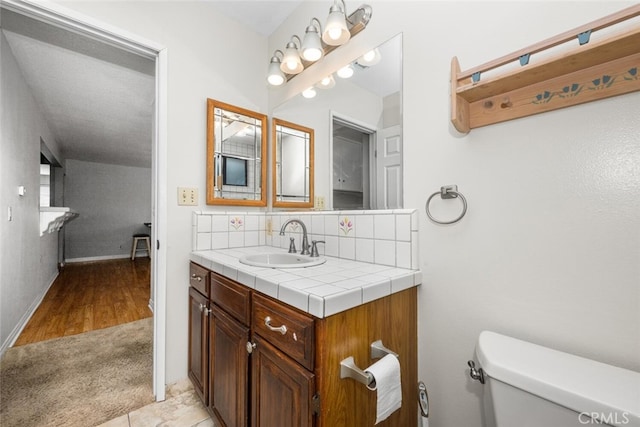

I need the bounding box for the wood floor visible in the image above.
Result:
[14,258,152,346]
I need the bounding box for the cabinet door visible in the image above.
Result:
[251,335,315,427]
[210,304,250,427]
[188,287,209,405]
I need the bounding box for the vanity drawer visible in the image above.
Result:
[210,272,251,326]
[252,293,315,370]
[189,262,210,297]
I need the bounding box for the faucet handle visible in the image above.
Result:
[288,237,297,254]
[310,240,325,257]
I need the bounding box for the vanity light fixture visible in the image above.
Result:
[281,35,304,74]
[267,1,372,86]
[267,50,285,86]
[301,18,324,62]
[337,64,354,78]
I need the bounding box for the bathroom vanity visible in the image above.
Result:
[188,249,419,427]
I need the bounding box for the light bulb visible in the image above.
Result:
[328,27,342,41]
[321,76,332,86]
[303,47,322,62]
[337,65,354,78]
[268,74,284,86]
[285,61,298,71]
[302,87,317,98]
[363,50,375,61]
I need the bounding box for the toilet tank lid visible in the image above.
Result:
[476,331,640,425]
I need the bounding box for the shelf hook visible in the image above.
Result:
[577,30,592,45]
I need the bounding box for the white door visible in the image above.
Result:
[376,125,402,209]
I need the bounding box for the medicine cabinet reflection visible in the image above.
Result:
[272,118,314,208]
[206,99,267,206]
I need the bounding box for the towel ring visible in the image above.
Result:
[426,185,467,225]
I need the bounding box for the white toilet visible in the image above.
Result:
[473,331,640,427]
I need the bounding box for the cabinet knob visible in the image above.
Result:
[191,274,202,282]
[246,342,256,354]
[198,303,205,312]
[264,316,287,335]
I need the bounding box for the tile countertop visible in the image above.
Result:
[190,246,422,319]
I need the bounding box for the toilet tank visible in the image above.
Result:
[476,331,640,427]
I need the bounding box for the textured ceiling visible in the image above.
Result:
[1,9,155,168]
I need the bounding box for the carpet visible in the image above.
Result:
[0,317,154,427]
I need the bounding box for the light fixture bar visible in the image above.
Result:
[285,4,372,82]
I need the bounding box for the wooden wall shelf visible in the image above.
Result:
[451,5,640,134]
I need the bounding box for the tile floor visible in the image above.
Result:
[98,380,215,427]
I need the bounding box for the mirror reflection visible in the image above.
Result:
[206,99,267,206]
[272,33,402,210]
[272,118,314,208]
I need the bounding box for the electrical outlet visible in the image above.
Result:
[178,187,198,206]
[314,196,325,210]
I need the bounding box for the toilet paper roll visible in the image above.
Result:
[365,354,402,424]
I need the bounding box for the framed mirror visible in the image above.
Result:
[272,118,314,208]
[206,99,267,206]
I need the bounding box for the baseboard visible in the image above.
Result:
[65,254,134,263]
[0,270,59,356]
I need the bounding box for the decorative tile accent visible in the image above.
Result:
[339,216,354,235]
[230,216,244,230]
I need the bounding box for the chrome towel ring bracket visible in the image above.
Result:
[425,185,467,225]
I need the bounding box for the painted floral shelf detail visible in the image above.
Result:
[451,5,640,133]
[532,67,638,105]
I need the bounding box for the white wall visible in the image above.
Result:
[270,1,640,426]
[63,159,151,261]
[0,31,62,350]
[56,0,269,384]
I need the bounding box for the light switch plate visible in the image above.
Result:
[314,196,325,210]
[178,187,198,206]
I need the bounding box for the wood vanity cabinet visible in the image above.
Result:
[187,263,211,405]
[188,261,418,427]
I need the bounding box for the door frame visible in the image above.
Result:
[329,111,377,210]
[2,0,168,401]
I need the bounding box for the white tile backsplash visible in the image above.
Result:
[374,214,396,240]
[192,209,419,269]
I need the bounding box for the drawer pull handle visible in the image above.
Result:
[264,316,287,335]
[191,274,202,282]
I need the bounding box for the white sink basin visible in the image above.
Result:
[239,253,326,268]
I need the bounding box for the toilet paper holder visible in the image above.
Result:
[340,340,398,386]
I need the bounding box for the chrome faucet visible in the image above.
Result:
[279,219,310,255]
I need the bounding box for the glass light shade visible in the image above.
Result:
[280,42,303,74]
[357,48,381,67]
[337,64,354,79]
[302,87,317,98]
[316,74,336,89]
[301,25,324,62]
[267,60,285,86]
[322,5,350,46]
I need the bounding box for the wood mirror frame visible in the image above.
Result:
[272,118,314,209]
[206,99,267,206]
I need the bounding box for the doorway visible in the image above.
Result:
[2,0,167,401]
[332,117,375,210]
